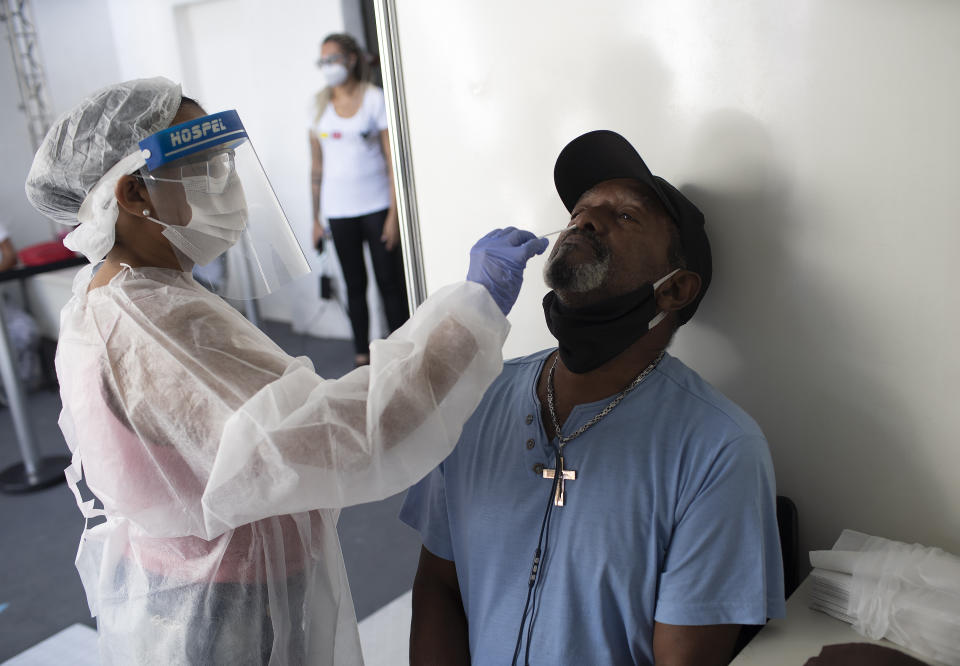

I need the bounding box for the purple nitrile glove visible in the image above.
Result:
[466,227,549,315]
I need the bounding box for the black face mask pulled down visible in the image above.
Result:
[542,269,678,374]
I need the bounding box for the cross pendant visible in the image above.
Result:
[542,455,576,507]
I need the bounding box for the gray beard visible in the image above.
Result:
[543,243,611,294]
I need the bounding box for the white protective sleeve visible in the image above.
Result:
[58,267,508,540]
[200,281,508,536]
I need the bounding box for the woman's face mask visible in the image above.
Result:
[144,153,248,266]
[320,63,349,87]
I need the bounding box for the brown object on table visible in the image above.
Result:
[804,642,928,666]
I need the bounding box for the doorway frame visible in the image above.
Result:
[371,0,428,311]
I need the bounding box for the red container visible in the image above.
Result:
[18,240,78,266]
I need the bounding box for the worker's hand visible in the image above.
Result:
[466,227,548,315]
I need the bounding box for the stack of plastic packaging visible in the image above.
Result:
[809,530,960,665]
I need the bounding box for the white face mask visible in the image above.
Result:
[321,63,349,87]
[148,174,248,266]
[183,173,247,241]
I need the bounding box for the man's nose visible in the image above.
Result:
[572,206,604,233]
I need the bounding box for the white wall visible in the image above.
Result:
[392,0,960,560]
[0,43,48,249]
[1,0,121,250]
[1,0,379,339]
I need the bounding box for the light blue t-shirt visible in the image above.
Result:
[400,349,786,665]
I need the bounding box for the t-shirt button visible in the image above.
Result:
[525,438,536,450]
[533,463,544,475]
[525,414,534,425]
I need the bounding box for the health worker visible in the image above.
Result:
[24,77,547,666]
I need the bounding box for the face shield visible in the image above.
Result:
[138,110,309,299]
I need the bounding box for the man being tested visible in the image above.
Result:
[24,77,547,665]
[402,130,786,665]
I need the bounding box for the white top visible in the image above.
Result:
[314,84,391,218]
[0,221,9,243]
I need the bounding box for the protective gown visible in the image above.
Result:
[58,263,508,665]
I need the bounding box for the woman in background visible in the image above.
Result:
[310,33,407,367]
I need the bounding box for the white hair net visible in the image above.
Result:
[24,77,182,260]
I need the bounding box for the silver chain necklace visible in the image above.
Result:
[546,350,665,448]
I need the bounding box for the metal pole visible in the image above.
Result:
[0,302,38,477]
[0,262,81,493]
[372,0,428,311]
[0,296,69,494]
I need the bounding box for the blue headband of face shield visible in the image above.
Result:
[139,109,247,170]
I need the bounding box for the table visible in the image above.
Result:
[732,575,945,665]
[0,257,86,493]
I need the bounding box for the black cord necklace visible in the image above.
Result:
[512,447,561,666]
[511,350,666,664]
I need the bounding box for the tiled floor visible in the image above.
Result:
[0,321,421,663]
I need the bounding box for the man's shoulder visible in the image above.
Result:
[486,347,552,390]
[655,353,765,440]
[481,347,548,379]
[504,347,554,370]
[463,348,551,419]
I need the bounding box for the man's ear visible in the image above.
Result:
[115,175,152,217]
[656,270,701,313]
